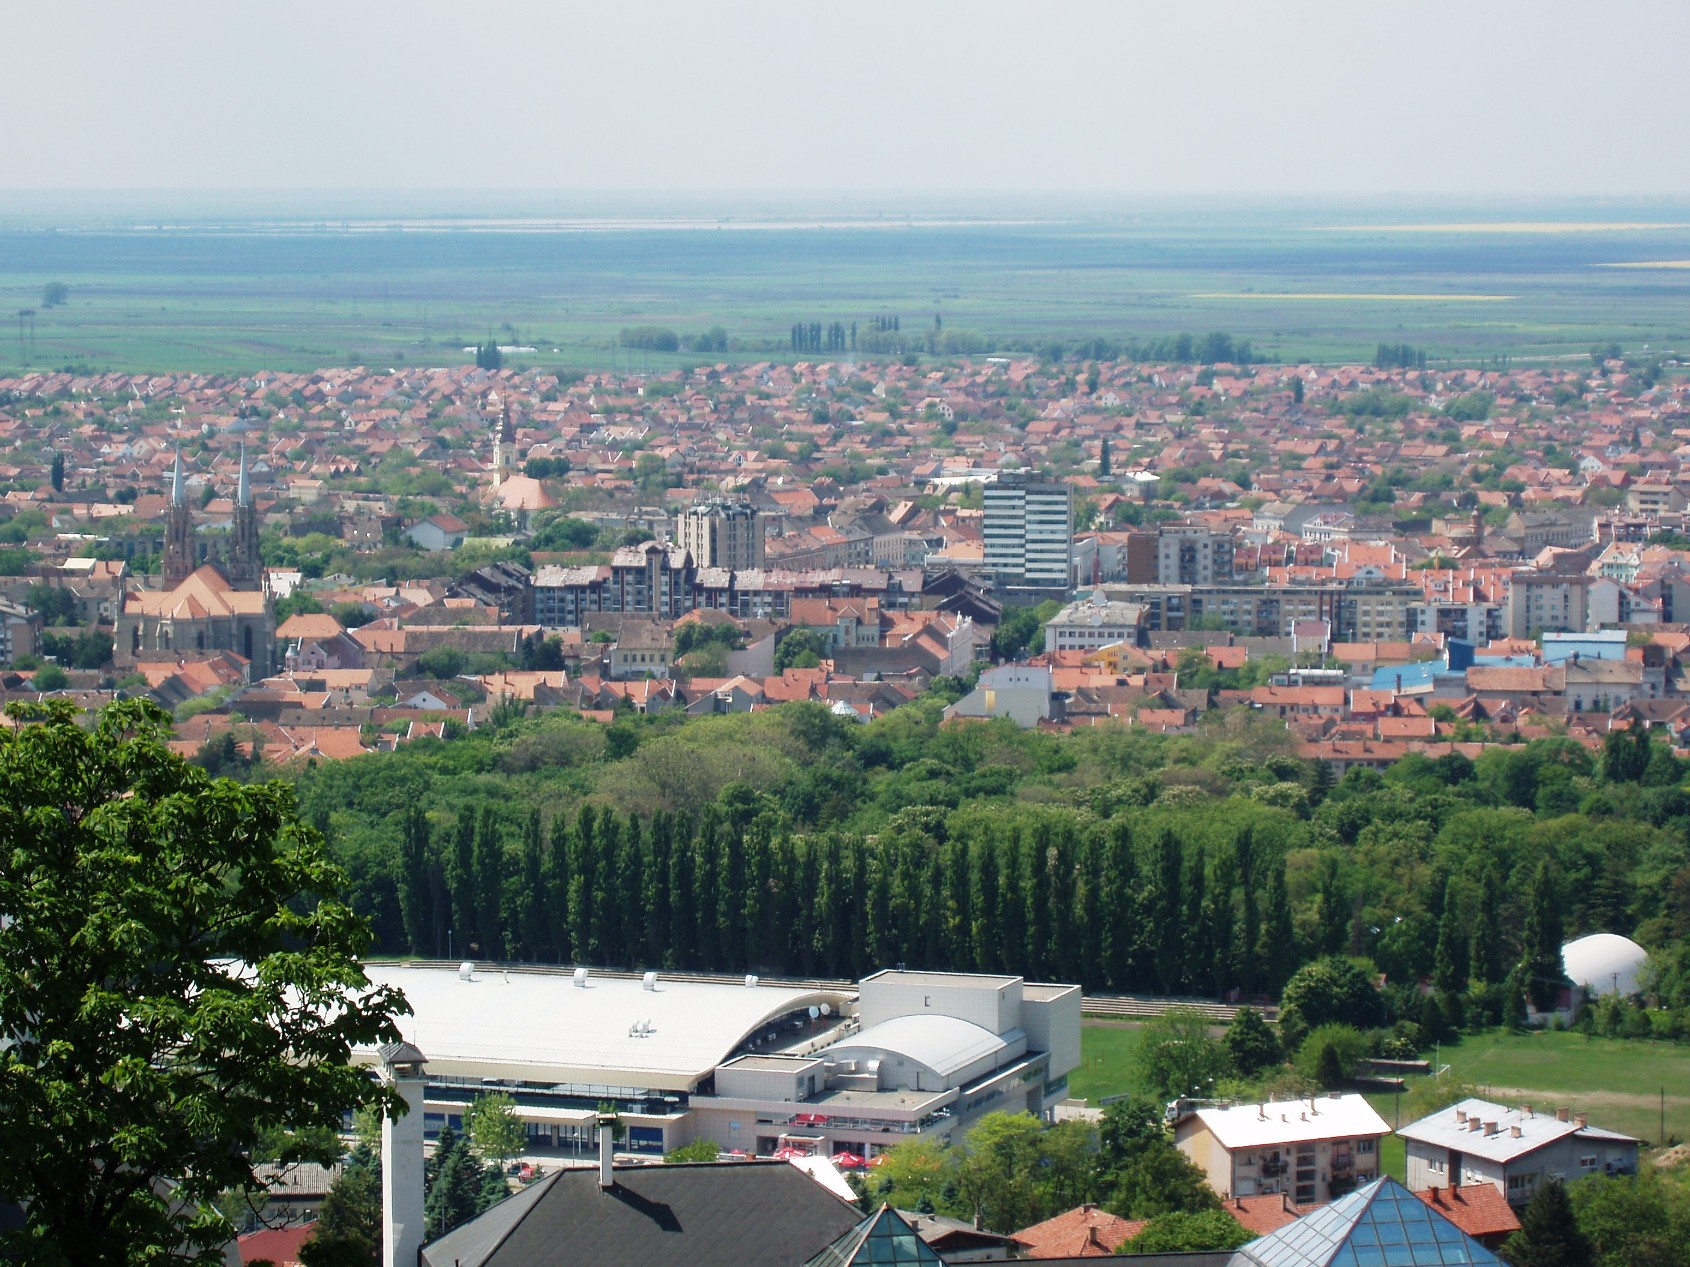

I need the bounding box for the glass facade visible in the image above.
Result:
[805,1207,945,1267]
[1234,1177,1503,1267]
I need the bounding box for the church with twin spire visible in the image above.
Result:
[115,448,277,679]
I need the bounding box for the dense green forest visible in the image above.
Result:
[283,688,1690,1021]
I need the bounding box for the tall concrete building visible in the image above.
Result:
[675,498,765,570]
[983,471,1073,589]
[1156,527,1235,586]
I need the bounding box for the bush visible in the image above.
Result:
[1119,1209,1251,1254]
[1292,1024,1369,1086]
[1281,957,1384,1034]
[28,663,69,691]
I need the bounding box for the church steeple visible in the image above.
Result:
[226,444,263,590]
[162,449,195,588]
[490,392,515,489]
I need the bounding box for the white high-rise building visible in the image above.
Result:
[984,471,1073,588]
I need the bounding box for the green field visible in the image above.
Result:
[4,200,1690,375]
[1070,1023,1147,1104]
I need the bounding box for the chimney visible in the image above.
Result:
[598,1115,616,1190]
[1522,1103,1533,1118]
[1575,1113,1588,1129]
[1456,1109,1468,1124]
[378,1042,428,1267]
[1483,1121,1499,1136]
[1468,1118,1482,1132]
[1510,1125,1522,1138]
[1556,1107,1570,1122]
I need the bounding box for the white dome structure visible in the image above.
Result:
[1562,932,1649,998]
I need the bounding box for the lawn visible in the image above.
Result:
[1070,1022,1147,1105]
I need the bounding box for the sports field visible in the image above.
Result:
[3,195,1690,375]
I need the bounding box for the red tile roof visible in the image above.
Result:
[1415,1184,1520,1242]
[1222,1193,1311,1237]
[1013,1204,1147,1258]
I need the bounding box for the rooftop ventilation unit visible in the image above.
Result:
[642,971,659,992]
[744,974,760,988]
[457,961,475,982]
[573,967,589,988]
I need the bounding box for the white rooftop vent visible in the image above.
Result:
[744,974,760,988]
[820,1003,831,1016]
[457,961,475,981]
[642,971,659,992]
[573,967,590,988]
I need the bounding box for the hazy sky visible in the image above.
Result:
[5,0,1688,197]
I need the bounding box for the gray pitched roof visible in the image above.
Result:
[420,1161,863,1267]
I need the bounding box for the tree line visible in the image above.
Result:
[390,785,1470,1004]
[790,321,851,354]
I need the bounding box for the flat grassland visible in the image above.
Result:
[3,199,1690,375]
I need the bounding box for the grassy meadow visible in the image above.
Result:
[4,199,1690,375]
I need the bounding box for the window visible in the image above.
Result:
[1357,1139,1376,1155]
[1428,1157,1446,1174]
[1579,1155,1598,1171]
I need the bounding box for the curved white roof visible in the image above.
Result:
[1562,933,1648,997]
[361,965,846,1091]
[827,1014,1010,1078]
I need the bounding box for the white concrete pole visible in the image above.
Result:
[381,1047,428,1267]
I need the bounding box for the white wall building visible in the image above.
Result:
[1398,1099,1639,1207]
[1174,1094,1390,1206]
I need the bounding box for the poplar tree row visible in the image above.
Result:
[392,800,1300,996]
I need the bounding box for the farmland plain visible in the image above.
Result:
[3,194,1690,375]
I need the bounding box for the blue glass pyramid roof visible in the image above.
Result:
[1231,1177,1503,1267]
[804,1205,945,1267]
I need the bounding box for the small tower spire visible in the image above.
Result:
[171,450,185,507]
[237,444,250,507]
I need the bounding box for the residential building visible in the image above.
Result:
[1338,583,1418,644]
[1506,571,1591,638]
[676,498,765,571]
[407,514,469,552]
[0,597,42,667]
[944,664,1057,727]
[1157,527,1235,586]
[984,471,1073,589]
[1397,1099,1639,1207]
[1043,595,1148,653]
[1173,1093,1390,1205]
